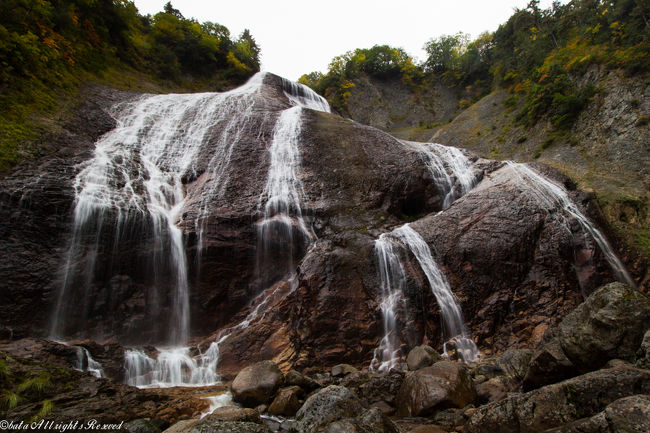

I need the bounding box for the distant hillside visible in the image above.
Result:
[0,0,261,172]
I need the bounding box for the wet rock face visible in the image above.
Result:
[0,73,630,375]
[411,164,618,354]
[0,88,132,340]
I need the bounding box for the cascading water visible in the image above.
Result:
[394,224,479,362]
[506,162,635,287]
[124,347,219,388]
[197,87,330,378]
[370,234,408,371]
[371,141,479,369]
[256,106,314,286]
[51,72,268,346]
[402,141,479,209]
[120,76,330,387]
[75,347,104,378]
[370,224,479,369]
[281,78,331,113]
[51,73,272,387]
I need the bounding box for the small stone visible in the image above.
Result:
[331,363,358,377]
[407,345,442,371]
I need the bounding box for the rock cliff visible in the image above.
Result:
[0,73,638,380]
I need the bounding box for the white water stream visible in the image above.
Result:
[370,223,479,370]
[371,141,480,369]
[370,234,408,371]
[506,162,634,287]
[120,76,328,387]
[51,73,269,348]
[75,347,104,378]
[403,140,479,209]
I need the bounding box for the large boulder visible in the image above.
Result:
[406,345,442,371]
[183,421,271,433]
[295,385,364,432]
[231,361,284,407]
[285,369,320,391]
[359,370,404,406]
[476,376,518,404]
[125,419,162,433]
[331,364,358,377]
[524,283,650,390]
[396,360,476,416]
[465,365,650,433]
[496,349,533,381]
[203,407,262,423]
[324,407,399,433]
[542,394,650,433]
[523,328,576,390]
[559,282,650,371]
[176,406,268,433]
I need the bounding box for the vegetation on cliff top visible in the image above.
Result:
[0,0,261,172]
[300,0,649,125]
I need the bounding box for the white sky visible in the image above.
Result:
[132,0,564,81]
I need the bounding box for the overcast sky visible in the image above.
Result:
[131,0,564,81]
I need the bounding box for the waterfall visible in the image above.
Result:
[506,162,635,287]
[124,346,219,388]
[371,224,479,368]
[402,141,479,209]
[75,347,104,378]
[281,78,331,113]
[393,225,479,362]
[256,106,314,285]
[370,234,408,371]
[50,72,269,346]
[119,76,329,387]
[199,85,329,377]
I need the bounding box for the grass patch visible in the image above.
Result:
[30,399,54,423]
[0,391,20,410]
[17,372,52,397]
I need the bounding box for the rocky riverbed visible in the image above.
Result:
[1,282,648,432]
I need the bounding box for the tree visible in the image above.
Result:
[423,32,469,73]
[163,1,183,19]
[233,29,260,71]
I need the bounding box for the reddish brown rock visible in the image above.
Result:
[396,361,476,417]
[268,386,302,417]
[1,350,208,426]
[231,361,284,407]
